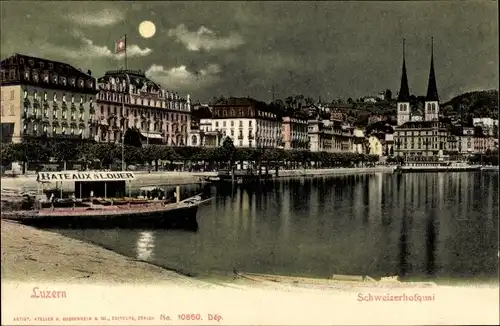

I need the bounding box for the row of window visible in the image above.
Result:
[399,103,438,111]
[97,92,188,111]
[23,124,85,135]
[22,90,94,103]
[99,105,189,122]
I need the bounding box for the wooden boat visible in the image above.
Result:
[3,195,213,230]
[2,171,213,230]
[233,270,437,288]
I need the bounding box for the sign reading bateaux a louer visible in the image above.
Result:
[37,171,136,182]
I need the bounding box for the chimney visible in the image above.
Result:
[87,70,92,76]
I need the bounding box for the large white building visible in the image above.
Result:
[206,97,282,148]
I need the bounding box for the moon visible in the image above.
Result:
[138,21,156,38]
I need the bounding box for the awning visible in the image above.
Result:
[141,132,163,140]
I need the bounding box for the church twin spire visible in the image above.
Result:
[425,37,439,102]
[397,39,410,102]
[397,37,439,103]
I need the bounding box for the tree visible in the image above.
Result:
[0,142,16,168]
[473,126,484,137]
[305,97,315,106]
[53,140,82,170]
[219,137,235,168]
[124,127,143,147]
[384,89,392,101]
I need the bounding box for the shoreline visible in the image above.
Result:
[0,219,210,286]
[2,220,499,325]
[1,167,395,192]
[3,218,498,287]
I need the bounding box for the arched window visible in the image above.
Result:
[431,103,436,113]
[427,103,431,112]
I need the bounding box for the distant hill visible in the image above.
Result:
[442,90,498,119]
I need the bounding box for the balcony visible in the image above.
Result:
[238,135,244,140]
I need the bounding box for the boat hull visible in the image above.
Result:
[234,271,437,289]
[4,205,199,230]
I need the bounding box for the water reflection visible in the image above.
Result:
[58,172,499,282]
[136,231,155,261]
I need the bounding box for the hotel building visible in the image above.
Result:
[0,54,97,143]
[95,70,191,145]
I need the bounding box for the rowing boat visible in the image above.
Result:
[233,270,437,288]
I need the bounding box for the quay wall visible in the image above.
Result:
[1,167,395,192]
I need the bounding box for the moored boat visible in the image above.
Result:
[233,270,437,288]
[1,171,213,230]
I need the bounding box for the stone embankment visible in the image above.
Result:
[0,167,395,193]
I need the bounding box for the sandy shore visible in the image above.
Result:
[0,219,210,287]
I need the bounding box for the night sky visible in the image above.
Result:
[1,1,498,103]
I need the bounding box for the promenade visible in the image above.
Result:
[0,167,395,192]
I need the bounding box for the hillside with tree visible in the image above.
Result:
[442,90,498,119]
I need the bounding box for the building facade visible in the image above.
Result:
[458,126,474,156]
[208,97,282,148]
[473,136,496,154]
[282,114,309,150]
[96,70,191,145]
[0,54,97,143]
[393,121,459,160]
[473,118,499,137]
[352,128,367,154]
[308,118,353,153]
[190,104,222,147]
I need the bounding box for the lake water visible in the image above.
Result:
[57,171,499,284]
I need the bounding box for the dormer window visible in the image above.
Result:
[20,58,24,64]
[40,62,44,68]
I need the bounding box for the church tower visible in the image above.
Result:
[397,39,411,126]
[424,37,439,121]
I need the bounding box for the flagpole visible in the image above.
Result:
[121,34,127,171]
